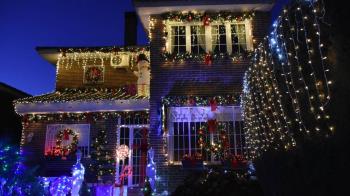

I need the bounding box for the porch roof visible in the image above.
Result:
[14,88,149,114]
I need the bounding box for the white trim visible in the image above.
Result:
[226,22,233,55]
[245,19,254,51]
[185,25,191,53]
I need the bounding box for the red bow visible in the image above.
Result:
[209,99,217,111]
[63,129,70,140]
[204,53,212,65]
[203,15,210,26]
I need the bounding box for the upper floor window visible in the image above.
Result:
[166,20,253,55]
[171,26,186,54]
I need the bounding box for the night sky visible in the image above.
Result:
[0,0,288,96]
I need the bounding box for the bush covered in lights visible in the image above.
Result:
[0,142,44,195]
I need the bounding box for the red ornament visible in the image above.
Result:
[207,119,217,133]
[203,15,210,26]
[188,15,193,22]
[204,53,212,65]
[209,98,217,111]
[126,84,137,96]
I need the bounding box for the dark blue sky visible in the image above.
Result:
[0,0,288,95]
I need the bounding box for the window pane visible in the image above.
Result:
[231,24,247,54]
[172,26,186,54]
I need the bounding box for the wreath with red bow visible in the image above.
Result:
[54,128,79,157]
[85,66,103,83]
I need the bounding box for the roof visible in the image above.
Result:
[0,82,31,99]
[14,88,149,114]
[36,45,149,66]
[133,0,275,32]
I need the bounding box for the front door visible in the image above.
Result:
[116,125,149,187]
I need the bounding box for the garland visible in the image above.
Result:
[23,111,149,126]
[54,128,79,157]
[161,51,252,64]
[162,94,240,107]
[162,11,254,23]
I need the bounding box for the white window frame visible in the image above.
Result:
[165,19,253,54]
[45,124,91,158]
[166,106,244,165]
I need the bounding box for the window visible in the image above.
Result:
[167,20,252,55]
[171,26,186,54]
[191,26,206,54]
[231,24,247,54]
[45,124,90,158]
[212,25,227,53]
[167,106,245,163]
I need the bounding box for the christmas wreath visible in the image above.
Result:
[85,66,104,83]
[54,128,79,157]
[111,55,122,65]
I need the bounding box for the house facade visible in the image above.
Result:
[14,0,275,194]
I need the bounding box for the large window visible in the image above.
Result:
[171,26,186,54]
[167,106,245,163]
[167,21,252,55]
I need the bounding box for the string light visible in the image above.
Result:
[242,0,333,159]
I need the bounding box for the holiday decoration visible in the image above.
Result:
[54,128,79,157]
[71,150,85,196]
[242,0,333,159]
[84,65,104,84]
[162,94,240,107]
[204,53,212,65]
[21,111,149,126]
[202,15,210,26]
[56,46,149,69]
[161,51,251,64]
[116,145,129,160]
[146,148,156,193]
[89,129,114,180]
[15,87,147,105]
[161,11,254,23]
[0,143,44,195]
[115,144,130,189]
[198,123,231,160]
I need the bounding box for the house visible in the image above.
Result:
[14,0,275,194]
[0,82,31,145]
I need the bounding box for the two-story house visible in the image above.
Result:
[14,0,275,194]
